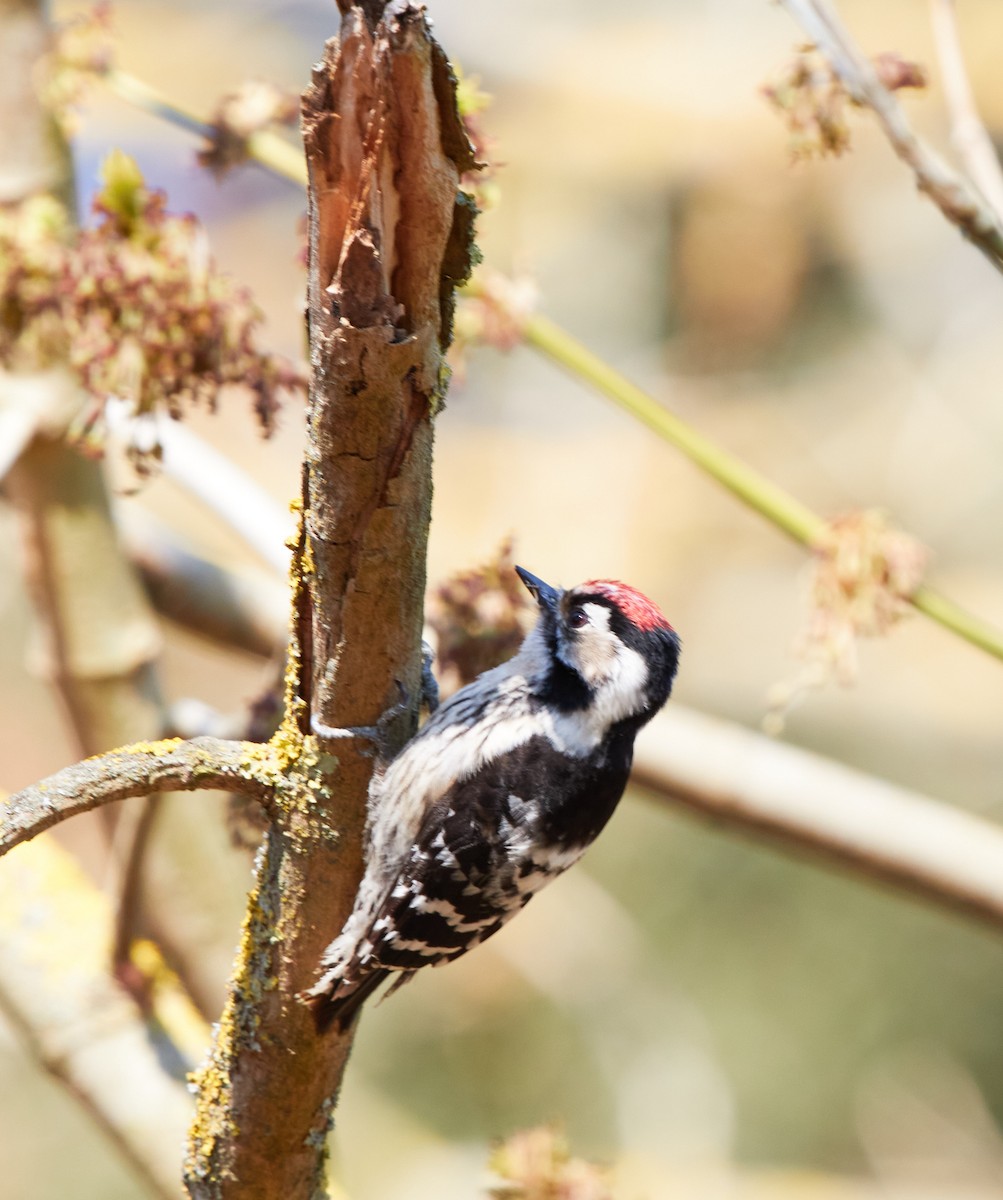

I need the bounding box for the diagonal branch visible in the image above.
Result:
[517,304,1003,664]
[777,0,1003,274]
[1,737,275,856]
[119,507,287,658]
[99,57,1003,671]
[929,0,1003,221]
[635,707,1003,932]
[0,834,196,1200]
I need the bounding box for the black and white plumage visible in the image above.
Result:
[303,566,680,1033]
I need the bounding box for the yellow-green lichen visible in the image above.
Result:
[430,356,452,416]
[185,875,277,1181]
[88,736,183,763]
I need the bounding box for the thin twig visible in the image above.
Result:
[518,305,1003,664]
[777,0,1003,273]
[105,403,293,575]
[929,0,1003,221]
[1,736,275,857]
[635,706,1003,931]
[521,308,825,545]
[110,793,163,971]
[101,63,1003,668]
[105,68,308,186]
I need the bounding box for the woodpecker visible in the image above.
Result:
[303,566,680,1033]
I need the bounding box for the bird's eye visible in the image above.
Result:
[568,607,589,630]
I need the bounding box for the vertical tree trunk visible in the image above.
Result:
[183,4,475,1196]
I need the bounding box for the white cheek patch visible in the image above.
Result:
[549,641,649,753]
[590,641,649,728]
[551,600,652,748]
[560,603,650,729]
[558,604,612,685]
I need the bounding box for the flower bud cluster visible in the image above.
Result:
[0,150,304,467]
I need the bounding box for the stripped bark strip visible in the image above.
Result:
[182,5,476,1196]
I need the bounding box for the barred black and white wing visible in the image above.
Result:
[303,730,634,1033]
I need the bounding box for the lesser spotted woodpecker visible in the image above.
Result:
[303,565,680,1032]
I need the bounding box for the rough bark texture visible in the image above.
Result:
[1,738,274,855]
[182,5,474,1196]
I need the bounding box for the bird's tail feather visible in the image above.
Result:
[302,968,390,1035]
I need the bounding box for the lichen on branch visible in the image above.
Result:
[0,737,276,858]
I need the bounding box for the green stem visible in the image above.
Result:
[105,69,211,139]
[523,311,825,546]
[102,70,1003,666]
[104,70,308,187]
[911,585,1003,661]
[521,312,1003,664]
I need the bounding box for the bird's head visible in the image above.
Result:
[515,566,680,731]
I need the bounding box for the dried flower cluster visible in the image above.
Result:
[197,80,300,178]
[450,269,537,377]
[36,3,115,133]
[0,150,304,468]
[766,509,928,732]
[425,538,534,698]
[763,46,927,160]
[488,1126,613,1200]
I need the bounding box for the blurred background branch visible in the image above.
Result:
[777,0,1003,271]
[118,508,287,658]
[928,0,1003,221]
[0,830,199,1200]
[636,706,1003,932]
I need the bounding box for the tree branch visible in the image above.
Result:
[635,707,1003,931]
[179,6,476,1195]
[119,508,287,659]
[1,737,274,857]
[777,0,1003,274]
[516,303,1003,664]
[104,68,308,187]
[0,834,195,1200]
[929,0,1003,221]
[98,49,1003,670]
[105,405,294,577]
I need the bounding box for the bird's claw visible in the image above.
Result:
[310,680,410,760]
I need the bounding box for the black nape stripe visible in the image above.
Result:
[531,614,593,712]
[539,647,591,713]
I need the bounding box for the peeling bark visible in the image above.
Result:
[181,5,475,1196]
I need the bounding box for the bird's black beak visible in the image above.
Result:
[515,566,561,614]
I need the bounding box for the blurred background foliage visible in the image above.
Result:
[3,0,1003,1197]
